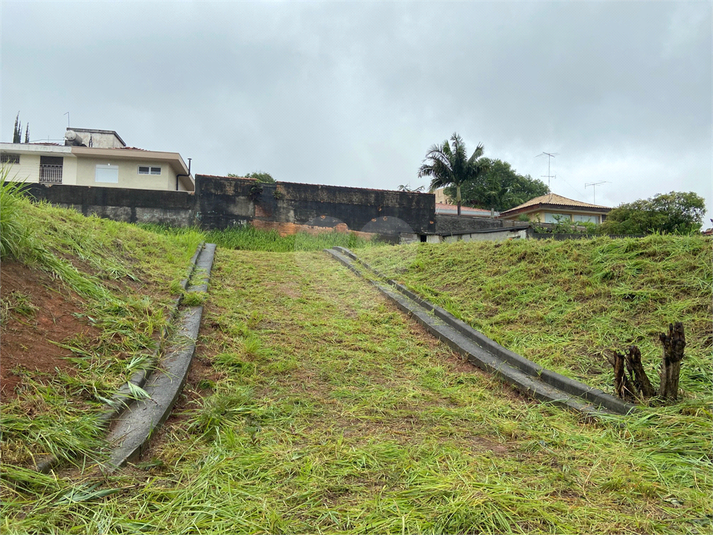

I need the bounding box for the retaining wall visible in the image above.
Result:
[26,176,436,237]
[26,183,195,226]
[196,175,435,235]
[435,214,510,234]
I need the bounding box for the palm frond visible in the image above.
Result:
[420,134,487,194]
[468,143,486,165]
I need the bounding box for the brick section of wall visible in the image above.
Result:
[251,220,378,240]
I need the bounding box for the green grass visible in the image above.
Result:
[0,169,32,259]
[0,192,203,466]
[141,223,385,252]
[358,236,712,399]
[2,194,711,533]
[3,246,710,534]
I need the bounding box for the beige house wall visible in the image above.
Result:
[2,143,192,191]
[434,188,450,204]
[3,152,78,185]
[4,153,41,183]
[74,157,179,191]
[504,209,602,224]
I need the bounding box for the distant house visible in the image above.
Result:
[433,188,500,218]
[1,128,194,192]
[435,203,497,218]
[433,188,449,204]
[499,193,610,224]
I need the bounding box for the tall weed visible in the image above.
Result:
[0,167,31,259]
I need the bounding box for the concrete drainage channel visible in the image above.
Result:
[35,243,216,474]
[325,246,635,418]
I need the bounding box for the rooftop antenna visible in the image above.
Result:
[64,112,70,128]
[585,181,609,204]
[536,152,558,189]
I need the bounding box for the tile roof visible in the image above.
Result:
[500,193,609,215]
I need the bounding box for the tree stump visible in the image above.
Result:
[607,351,636,402]
[624,345,656,398]
[659,322,686,401]
[606,323,686,403]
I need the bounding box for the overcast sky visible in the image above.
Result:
[2,1,711,223]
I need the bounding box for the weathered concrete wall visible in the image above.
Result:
[25,183,196,227]
[24,176,437,238]
[435,214,507,235]
[196,175,436,235]
[440,228,529,242]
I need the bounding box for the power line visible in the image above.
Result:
[555,173,580,196]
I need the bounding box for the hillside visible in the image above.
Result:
[2,192,711,533]
[359,236,712,399]
[1,190,203,465]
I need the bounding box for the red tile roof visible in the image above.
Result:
[500,193,610,217]
[436,203,495,217]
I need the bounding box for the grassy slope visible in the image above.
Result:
[4,247,710,534]
[1,197,203,465]
[359,236,712,398]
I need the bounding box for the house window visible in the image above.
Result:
[138,166,161,175]
[573,214,598,224]
[39,156,63,184]
[95,164,119,183]
[1,153,20,164]
[544,213,571,223]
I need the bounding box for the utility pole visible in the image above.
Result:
[585,181,609,204]
[536,152,558,189]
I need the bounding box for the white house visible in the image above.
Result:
[1,128,194,192]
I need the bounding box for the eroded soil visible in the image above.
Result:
[0,261,98,401]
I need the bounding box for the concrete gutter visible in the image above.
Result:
[326,246,635,417]
[100,243,216,471]
[33,243,215,474]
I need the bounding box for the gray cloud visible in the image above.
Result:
[3,1,711,222]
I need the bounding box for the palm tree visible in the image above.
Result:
[418,133,489,215]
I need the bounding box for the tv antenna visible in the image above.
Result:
[585,181,609,204]
[536,152,558,189]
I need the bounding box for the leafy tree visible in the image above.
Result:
[246,172,275,183]
[600,191,706,235]
[445,158,549,212]
[227,171,275,184]
[24,124,29,143]
[418,133,489,215]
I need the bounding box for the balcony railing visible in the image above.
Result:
[39,164,63,184]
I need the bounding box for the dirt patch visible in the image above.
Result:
[0,261,98,401]
[465,435,510,455]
